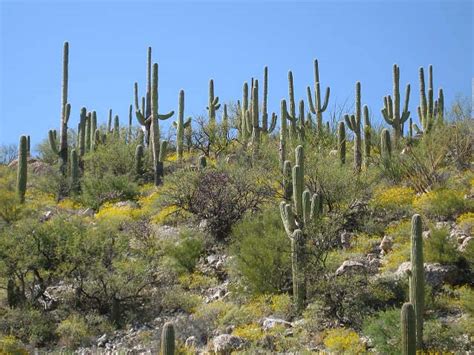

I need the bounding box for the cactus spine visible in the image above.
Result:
[174,90,191,161]
[409,214,424,350]
[16,135,28,203]
[150,63,174,186]
[161,322,175,355]
[401,302,416,355]
[415,65,444,134]
[207,79,220,125]
[363,105,371,167]
[280,145,323,312]
[381,128,392,160]
[337,121,346,165]
[70,148,79,193]
[307,59,330,133]
[344,82,362,172]
[381,64,411,145]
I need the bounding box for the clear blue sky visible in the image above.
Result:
[1,0,472,148]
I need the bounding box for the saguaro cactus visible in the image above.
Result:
[150,63,175,186]
[108,109,113,133]
[16,135,28,203]
[128,104,133,142]
[344,82,362,172]
[90,111,97,151]
[207,79,220,125]
[381,64,411,145]
[161,322,175,355]
[134,144,144,180]
[114,115,120,137]
[70,148,80,193]
[48,43,71,176]
[174,90,192,161]
[79,107,87,156]
[250,84,261,151]
[261,66,277,134]
[337,121,346,165]
[296,100,306,142]
[279,100,289,168]
[415,65,444,134]
[307,59,330,133]
[280,145,323,312]
[287,71,297,142]
[85,112,91,153]
[381,128,392,160]
[401,302,416,355]
[409,214,424,350]
[363,105,371,167]
[240,82,250,144]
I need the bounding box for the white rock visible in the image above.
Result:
[212,334,245,354]
[262,317,292,331]
[335,260,366,276]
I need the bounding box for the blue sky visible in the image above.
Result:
[0,0,472,148]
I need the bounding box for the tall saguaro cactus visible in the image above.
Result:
[207,79,220,125]
[280,145,323,312]
[150,63,174,186]
[381,128,392,160]
[363,105,371,167]
[381,64,411,145]
[401,302,416,355]
[409,214,424,350]
[70,148,80,193]
[287,71,297,142]
[307,59,330,133]
[48,42,71,176]
[279,100,289,168]
[16,135,28,203]
[337,121,346,165]
[161,322,175,355]
[261,66,277,134]
[174,90,192,161]
[344,82,362,172]
[415,65,444,134]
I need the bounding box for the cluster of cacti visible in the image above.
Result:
[381,64,411,145]
[414,65,444,134]
[16,135,28,203]
[307,59,330,133]
[280,145,323,312]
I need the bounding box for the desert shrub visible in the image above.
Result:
[0,144,18,165]
[164,229,204,273]
[160,286,202,313]
[0,335,28,355]
[323,328,365,353]
[424,227,461,264]
[230,207,291,294]
[362,308,400,354]
[178,272,218,291]
[160,166,272,240]
[309,273,405,330]
[81,174,139,209]
[413,188,469,220]
[232,323,263,343]
[458,285,474,314]
[56,314,90,348]
[424,318,472,352]
[0,307,56,346]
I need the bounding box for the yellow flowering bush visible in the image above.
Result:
[95,202,134,222]
[0,335,28,355]
[371,186,415,214]
[57,198,82,210]
[233,323,264,342]
[323,328,365,353]
[151,205,179,225]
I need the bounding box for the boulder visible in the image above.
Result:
[335,260,366,276]
[262,317,292,331]
[379,235,393,254]
[340,231,353,249]
[395,262,468,288]
[212,334,245,354]
[459,237,473,252]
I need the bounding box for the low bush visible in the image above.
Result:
[362,308,400,355]
[230,207,291,295]
[323,328,365,353]
[413,188,469,220]
[56,314,91,348]
[424,227,461,265]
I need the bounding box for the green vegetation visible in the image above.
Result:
[0,42,472,354]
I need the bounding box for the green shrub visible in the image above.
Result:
[424,318,472,352]
[164,229,204,273]
[413,188,469,220]
[56,314,91,349]
[229,207,291,294]
[0,335,28,355]
[362,308,400,355]
[80,174,139,209]
[424,227,461,264]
